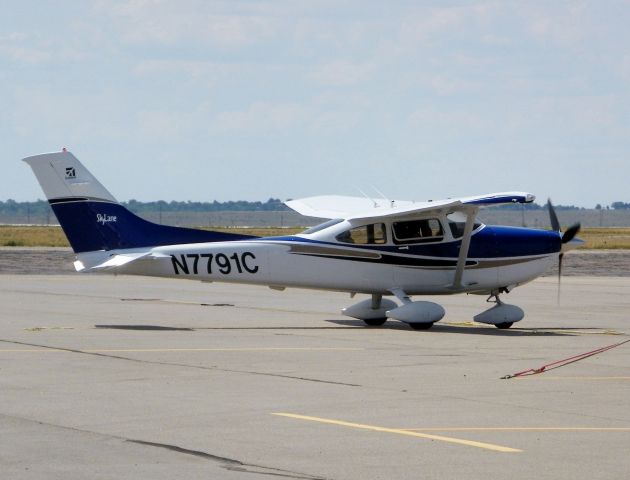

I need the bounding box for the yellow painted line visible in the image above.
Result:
[0,347,363,353]
[525,330,624,336]
[443,322,483,327]
[441,324,625,336]
[403,427,630,432]
[272,413,521,453]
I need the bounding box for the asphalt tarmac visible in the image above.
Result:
[1,273,629,479]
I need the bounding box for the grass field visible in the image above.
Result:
[575,228,630,249]
[1,225,630,249]
[0,225,304,248]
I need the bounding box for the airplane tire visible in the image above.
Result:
[363,318,387,326]
[495,322,514,329]
[409,322,434,330]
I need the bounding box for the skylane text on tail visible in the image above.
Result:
[24,150,583,330]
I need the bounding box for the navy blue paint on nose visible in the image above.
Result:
[472,226,561,258]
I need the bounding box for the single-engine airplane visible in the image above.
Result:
[24,150,583,330]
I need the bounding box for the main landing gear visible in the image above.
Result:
[342,291,445,330]
[342,289,525,330]
[362,317,388,327]
[341,294,396,327]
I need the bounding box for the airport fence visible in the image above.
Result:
[2,209,630,228]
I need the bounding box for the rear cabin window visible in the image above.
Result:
[392,218,444,244]
[336,223,387,244]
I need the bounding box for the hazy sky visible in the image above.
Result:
[2,1,629,206]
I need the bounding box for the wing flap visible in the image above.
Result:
[285,195,412,219]
[285,195,453,220]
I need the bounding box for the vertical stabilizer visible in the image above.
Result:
[23,150,116,203]
[23,150,257,253]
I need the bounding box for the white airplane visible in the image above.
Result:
[24,150,583,330]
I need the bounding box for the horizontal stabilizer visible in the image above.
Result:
[74,251,166,272]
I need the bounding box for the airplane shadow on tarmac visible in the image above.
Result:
[92,321,598,337]
[95,325,195,331]
[326,319,585,336]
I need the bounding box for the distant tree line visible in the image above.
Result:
[490,202,581,211]
[494,202,630,210]
[610,202,630,210]
[0,198,290,218]
[124,198,290,213]
[3,199,630,218]
[0,200,53,219]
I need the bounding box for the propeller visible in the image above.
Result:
[547,199,581,303]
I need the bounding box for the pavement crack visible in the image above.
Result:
[0,413,325,480]
[0,338,360,387]
[0,338,154,364]
[231,369,360,387]
[127,439,327,479]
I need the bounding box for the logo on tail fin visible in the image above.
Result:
[65,167,76,179]
[97,214,117,225]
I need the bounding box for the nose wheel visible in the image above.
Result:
[409,322,434,330]
[495,321,514,329]
[489,294,513,329]
[474,291,524,329]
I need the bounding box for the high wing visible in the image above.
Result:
[285,192,535,220]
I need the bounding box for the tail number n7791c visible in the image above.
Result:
[171,252,259,275]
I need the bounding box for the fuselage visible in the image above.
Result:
[115,218,562,296]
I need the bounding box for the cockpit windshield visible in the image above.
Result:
[447,212,482,238]
[301,218,344,235]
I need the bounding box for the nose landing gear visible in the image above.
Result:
[473,291,524,329]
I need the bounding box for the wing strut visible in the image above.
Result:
[451,207,478,290]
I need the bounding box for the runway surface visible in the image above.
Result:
[1,273,629,479]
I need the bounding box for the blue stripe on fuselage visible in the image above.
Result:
[263,226,561,259]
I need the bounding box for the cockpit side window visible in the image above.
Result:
[336,223,387,244]
[392,218,444,244]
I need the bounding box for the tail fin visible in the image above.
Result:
[23,150,256,253]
